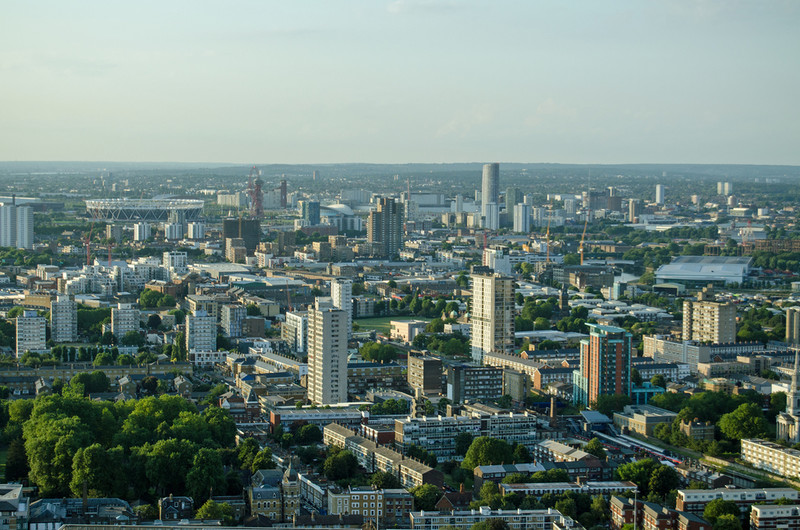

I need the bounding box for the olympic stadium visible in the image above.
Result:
[85,198,205,221]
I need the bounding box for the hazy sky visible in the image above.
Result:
[1,1,798,165]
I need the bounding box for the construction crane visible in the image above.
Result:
[545,213,552,263]
[579,211,589,266]
[247,166,264,218]
[83,221,95,267]
[741,219,754,254]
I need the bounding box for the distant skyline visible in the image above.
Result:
[2,1,799,165]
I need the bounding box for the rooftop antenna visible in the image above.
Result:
[579,211,589,266]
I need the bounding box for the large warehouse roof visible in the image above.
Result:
[655,256,752,285]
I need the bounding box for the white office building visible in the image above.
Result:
[307,298,348,405]
[331,278,353,339]
[470,271,515,364]
[16,310,47,356]
[50,294,78,343]
[162,251,188,280]
[186,309,217,359]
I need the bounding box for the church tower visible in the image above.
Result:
[280,459,300,522]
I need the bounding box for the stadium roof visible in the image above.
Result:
[85,198,204,221]
[655,255,752,285]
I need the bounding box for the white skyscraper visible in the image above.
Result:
[282,311,308,354]
[331,278,353,339]
[482,248,512,276]
[0,205,15,247]
[16,310,47,356]
[164,222,183,240]
[111,303,139,338]
[655,184,665,205]
[513,204,531,233]
[187,222,206,240]
[50,294,78,343]
[15,206,33,249]
[0,203,34,249]
[221,304,246,338]
[481,163,499,229]
[307,298,348,405]
[482,202,499,230]
[470,271,515,364]
[133,222,151,242]
[186,309,217,356]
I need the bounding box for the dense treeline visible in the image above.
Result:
[648,390,774,454]
[0,393,255,504]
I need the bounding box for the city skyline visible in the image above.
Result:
[2,1,799,165]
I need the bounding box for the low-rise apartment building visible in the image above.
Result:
[409,506,580,530]
[499,481,637,497]
[395,412,558,460]
[741,438,800,480]
[323,423,443,489]
[751,505,800,530]
[675,488,799,516]
[348,362,405,396]
[610,496,712,530]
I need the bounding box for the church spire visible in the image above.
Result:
[786,347,800,417]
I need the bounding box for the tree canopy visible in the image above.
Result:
[359,342,399,363]
[703,499,739,525]
[461,437,514,470]
[20,393,236,498]
[410,483,440,511]
[718,403,769,440]
[584,438,606,459]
